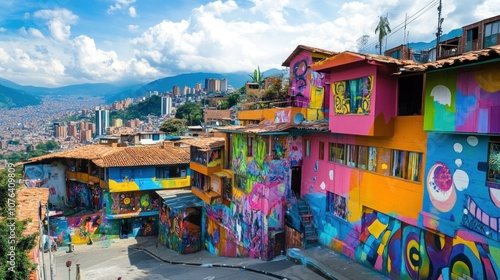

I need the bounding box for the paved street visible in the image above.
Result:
[43,237,325,280]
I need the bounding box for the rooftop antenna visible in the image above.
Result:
[436,0,444,58]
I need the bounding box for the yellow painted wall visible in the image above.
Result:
[348,116,427,224]
[237,107,308,122]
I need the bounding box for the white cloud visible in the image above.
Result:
[129,6,137,18]
[107,0,136,14]
[28,28,44,38]
[34,9,78,41]
[0,27,6,32]
[475,0,500,18]
[128,24,139,31]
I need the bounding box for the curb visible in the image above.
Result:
[133,245,290,280]
[286,248,339,280]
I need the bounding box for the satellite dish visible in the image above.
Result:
[293,113,305,124]
[215,121,219,126]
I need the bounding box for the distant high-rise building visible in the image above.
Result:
[112,118,123,127]
[220,78,228,93]
[195,83,202,92]
[145,91,159,98]
[52,122,64,137]
[161,96,172,116]
[67,122,77,137]
[95,107,109,136]
[80,129,92,143]
[0,140,7,149]
[207,78,220,93]
[88,123,96,134]
[172,86,180,97]
[55,125,67,138]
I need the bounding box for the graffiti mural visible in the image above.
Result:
[357,209,500,279]
[159,205,201,254]
[24,162,66,208]
[287,136,303,167]
[424,64,500,133]
[333,76,373,115]
[289,51,328,120]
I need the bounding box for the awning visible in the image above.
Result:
[156,189,204,209]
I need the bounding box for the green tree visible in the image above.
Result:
[263,74,289,102]
[159,118,188,135]
[248,66,265,89]
[0,167,37,280]
[175,102,203,126]
[375,15,391,55]
[226,92,240,108]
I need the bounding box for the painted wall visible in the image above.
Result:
[328,64,396,136]
[424,63,500,133]
[102,190,159,216]
[49,213,119,245]
[24,162,67,208]
[289,50,329,120]
[356,208,500,280]
[158,205,201,254]
[301,116,427,258]
[202,133,291,260]
[108,166,190,192]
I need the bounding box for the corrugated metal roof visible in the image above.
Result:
[156,189,204,209]
[216,120,330,134]
[25,144,190,167]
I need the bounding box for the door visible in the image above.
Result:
[291,166,302,198]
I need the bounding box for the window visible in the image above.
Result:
[346,145,357,167]
[235,174,246,191]
[326,191,347,220]
[368,147,378,171]
[222,177,232,201]
[466,27,479,51]
[484,21,500,48]
[329,143,345,164]
[333,76,373,115]
[392,150,406,178]
[407,152,422,182]
[487,142,500,185]
[247,137,254,157]
[376,148,392,176]
[305,140,311,157]
[319,141,324,160]
[357,146,368,169]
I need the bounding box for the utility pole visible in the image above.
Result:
[39,202,46,280]
[436,0,444,58]
[47,205,54,280]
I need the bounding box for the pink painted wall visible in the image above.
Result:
[328,64,397,136]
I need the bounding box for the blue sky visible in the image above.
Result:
[0,0,498,87]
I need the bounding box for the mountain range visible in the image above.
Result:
[0,69,284,108]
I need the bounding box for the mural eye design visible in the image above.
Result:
[427,162,456,212]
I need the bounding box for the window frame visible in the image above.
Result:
[487,142,500,186]
[305,139,311,158]
[319,141,325,160]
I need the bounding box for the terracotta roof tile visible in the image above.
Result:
[180,137,225,150]
[16,188,49,236]
[25,144,190,167]
[282,45,338,67]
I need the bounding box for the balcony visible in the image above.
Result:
[108,176,191,192]
[191,186,222,205]
[65,171,108,188]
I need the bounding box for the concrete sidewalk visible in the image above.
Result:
[55,237,389,280]
[131,237,388,280]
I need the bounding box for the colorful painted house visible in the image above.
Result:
[23,142,191,245]
[290,50,429,278]
[416,45,500,279]
[199,123,310,260]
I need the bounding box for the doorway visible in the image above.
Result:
[291,166,302,198]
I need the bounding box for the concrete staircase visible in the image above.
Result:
[297,199,318,245]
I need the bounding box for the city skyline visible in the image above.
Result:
[1,0,498,87]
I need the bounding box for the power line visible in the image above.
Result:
[360,0,440,53]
